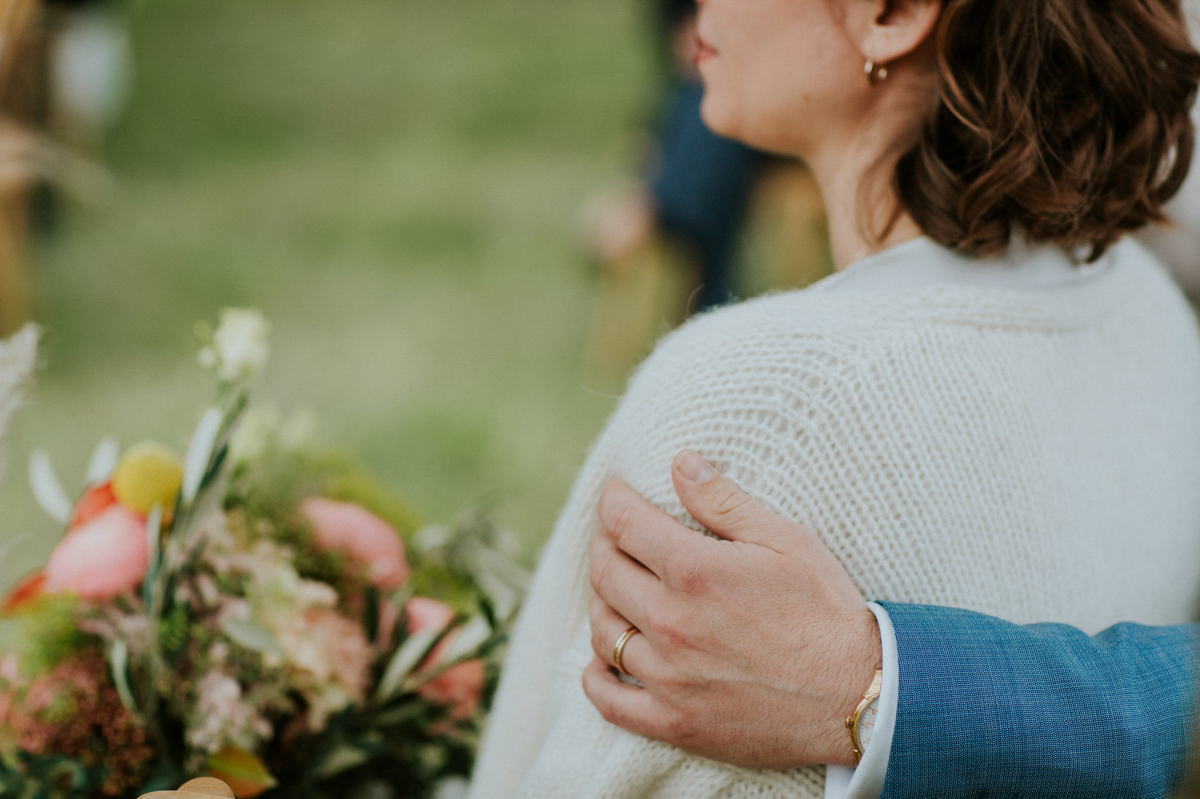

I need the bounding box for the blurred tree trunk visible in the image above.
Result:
[0,0,43,335]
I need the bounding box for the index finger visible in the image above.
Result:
[597,479,714,582]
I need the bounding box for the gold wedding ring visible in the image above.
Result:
[613,625,640,676]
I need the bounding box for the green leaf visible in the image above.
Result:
[369,701,425,728]
[208,747,277,798]
[313,744,371,779]
[141,505,164,608]
[374,628,440,702]
[219,618,284,659]
[183,407,223,505]
[108,639,139,717]
[439,615,491,663]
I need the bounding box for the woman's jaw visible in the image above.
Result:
[693,0,941,270]
[692,0,875,156]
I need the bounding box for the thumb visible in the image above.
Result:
[671,450,802,550]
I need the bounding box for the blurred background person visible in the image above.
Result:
[582,0,763,312]
[579,0,832,379]
[0,0,44,335]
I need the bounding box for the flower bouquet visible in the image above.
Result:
[0,310,528,799]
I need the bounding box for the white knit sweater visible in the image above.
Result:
[469,237,1200,799]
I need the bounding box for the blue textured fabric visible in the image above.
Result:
[878,602,1200,799]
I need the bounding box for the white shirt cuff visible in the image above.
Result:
[824,602,898,799]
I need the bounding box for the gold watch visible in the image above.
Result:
[844,668,883,765]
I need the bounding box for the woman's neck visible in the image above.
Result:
[802,68,936,271]
[807,130,925,271]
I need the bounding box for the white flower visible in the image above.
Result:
[199,308,271,382]
[228,405,316,465]
[228,405,280,464]
[187,671,271,755]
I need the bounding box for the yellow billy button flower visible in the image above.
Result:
[112,442,185,515]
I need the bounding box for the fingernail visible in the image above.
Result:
[678,450,717,483]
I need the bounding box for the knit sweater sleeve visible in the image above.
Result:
[470,294,873,799]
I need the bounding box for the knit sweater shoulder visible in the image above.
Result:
[468,237,1200,799]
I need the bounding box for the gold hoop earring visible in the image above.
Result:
[865,59,888,86]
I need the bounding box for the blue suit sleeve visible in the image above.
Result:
[877,602,1200,799]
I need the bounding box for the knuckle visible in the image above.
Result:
[594,694,625,727]
[590,557,611,596]
[648,606,688,649]
[588,591,603,619]
[667,551,710,594]
[588,548,606,592]
[606,501,637,544]
[661,710,695,743]
[653,669,686,699]
[590,532,606,562]
[590,622,610,659]
[708,483,753,524]
[597,481,626,526]
[590,690,615,722]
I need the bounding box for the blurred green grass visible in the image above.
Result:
[0,0,656,588]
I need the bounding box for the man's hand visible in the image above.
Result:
[583,450,881,769]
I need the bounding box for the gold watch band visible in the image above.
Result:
[844,668,883,765]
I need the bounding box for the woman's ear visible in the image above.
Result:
[845,0,942,67]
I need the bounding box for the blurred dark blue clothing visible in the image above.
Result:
[649,80,763,311]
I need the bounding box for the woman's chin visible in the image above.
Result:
[698,94,742,142]
[699,98,793,156]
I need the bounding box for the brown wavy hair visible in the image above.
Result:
[895,0,1200,260]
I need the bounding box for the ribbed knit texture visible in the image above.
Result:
[469,237,1200,799]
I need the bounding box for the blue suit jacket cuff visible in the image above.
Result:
[876,602,1200,799]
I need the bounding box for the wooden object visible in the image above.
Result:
[139,777,238,799]
[0,0,40,91]
[0,0,41,335]
[0,149,32,336]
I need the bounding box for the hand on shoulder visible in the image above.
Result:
[584,449,880,769]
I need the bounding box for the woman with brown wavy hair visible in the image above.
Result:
[468,1,1200,797]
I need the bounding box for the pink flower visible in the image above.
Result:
[305,608,373,702]
[301,498,409,590]
[43,504,148,601]
[406,596,456,639]
[418,658,486,721]
[405,597,485,720]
